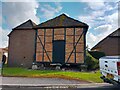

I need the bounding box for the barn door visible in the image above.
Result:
[52,40,65,64]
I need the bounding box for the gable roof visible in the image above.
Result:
[34,14,89,29]
[13,19,36,30]
[109,28,120,37]
[8,19,36,37]
[91,28,120,50]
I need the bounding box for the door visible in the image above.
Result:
[53,40,65,64]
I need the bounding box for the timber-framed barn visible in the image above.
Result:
[8,14,89,68]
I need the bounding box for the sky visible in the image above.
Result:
[0,0,120,49]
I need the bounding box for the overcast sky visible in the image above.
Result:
[0,0,119,49]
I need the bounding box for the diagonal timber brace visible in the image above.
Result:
[66,29,85,63]
[37,35,51,62]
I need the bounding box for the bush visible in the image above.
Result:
[88,51,105,59]
[85,51,99,71]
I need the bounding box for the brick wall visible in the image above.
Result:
[8,29,36,68]
[36,28,85,64]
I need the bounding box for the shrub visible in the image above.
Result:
[85,51,99,70]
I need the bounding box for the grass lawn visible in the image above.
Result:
[2,67,103,83]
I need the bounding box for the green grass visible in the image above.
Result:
[3,67,103,83]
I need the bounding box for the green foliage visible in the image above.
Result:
[85,51,99,70]
[88,51,105,59]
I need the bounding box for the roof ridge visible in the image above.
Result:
[38,14,66,26]
[91,28,120,50]
[13,19,36,30]
[109,28,120,36]
[29,19,37,27]
[34,13,89,29]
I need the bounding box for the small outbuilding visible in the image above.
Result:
[91,28,120,56]
[8,20,37,68]
[8,14,89,68]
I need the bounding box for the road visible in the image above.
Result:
[1,77,120,90]
[1,85,120,90]
[2,77,89,85]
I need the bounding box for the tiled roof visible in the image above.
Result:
[13,19,36,30]
[8,19,36,36]
[91,28,120,50]
[34,14,88,29]
[109,28,120,37]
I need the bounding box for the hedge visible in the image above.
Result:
[85,51,99,70]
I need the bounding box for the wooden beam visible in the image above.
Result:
[66,30,84,63]
[52,28,54,41]
[37,35,51,62]
[73,28,76,63]
[64,28,66,61]
[83,28,87,64]
[33,29,38,63]
[42,29,46,62]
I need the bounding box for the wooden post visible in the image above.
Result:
[73,28,76,63]
[33,29,38,63]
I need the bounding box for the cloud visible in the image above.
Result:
[87,21,118,49]
[78,2,118,26]
[3,0,120,3]
[1,0,40,48]
[80,0,119,2]
[0,16,1,27]
[104,11,118,27]
[94,24,112,33]
[78,2,118,48]
[86,32,97,48]
[2,0,40,29]
[0,27,10,48]
[39,2,62,19]
[87,28,116,49]
[2,0,39,2]
[0,12,1,25]
[78,7,106,28]
[87,2,105,10]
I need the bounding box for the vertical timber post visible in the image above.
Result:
[64,28,66,64]
[73,28,76,63]
[34,29,38,63]
[81,28,87,72]
[83,28,86,64]
[52,28,54,41]
[52,28,54,63]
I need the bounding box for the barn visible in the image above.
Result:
[91,28,120,56]
[8,14,89,68]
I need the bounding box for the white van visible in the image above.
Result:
[99,56,120,85]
